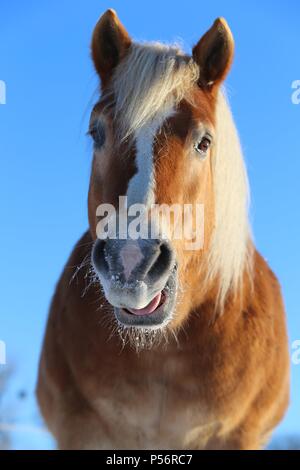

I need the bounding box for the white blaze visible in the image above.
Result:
[127,106,175,208]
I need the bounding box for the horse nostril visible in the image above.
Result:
[148,240,174,281]
[92,239,109,276]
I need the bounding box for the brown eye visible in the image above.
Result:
[89,123,106,149]
[195,136,211,155]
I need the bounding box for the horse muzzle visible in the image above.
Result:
[92,237,178,328]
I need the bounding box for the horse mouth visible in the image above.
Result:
[113,266,177,329]
[123,290,165,315]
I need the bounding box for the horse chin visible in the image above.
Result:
[113,265,178,331]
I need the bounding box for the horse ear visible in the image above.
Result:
[91,9,132,86]
[192,18,234,90]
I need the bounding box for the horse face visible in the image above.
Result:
[88,102,179,330]
[88,10,234,331]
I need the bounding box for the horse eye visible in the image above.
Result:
[90,124,106,149]
[195,136,211,155]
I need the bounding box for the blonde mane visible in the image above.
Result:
[108,41,253,309]
[109,42,199,138]
[207,91,253,309]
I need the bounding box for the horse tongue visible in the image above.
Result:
[127,292,162,316]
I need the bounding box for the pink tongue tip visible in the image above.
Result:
[127,292,162,316]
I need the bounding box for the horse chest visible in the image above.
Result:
[93,358,215,449]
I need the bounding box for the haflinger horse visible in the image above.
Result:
[37,9,289,450]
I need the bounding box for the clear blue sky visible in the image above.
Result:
[0,0,299,449]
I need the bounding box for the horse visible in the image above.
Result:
[37,9,289,449]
